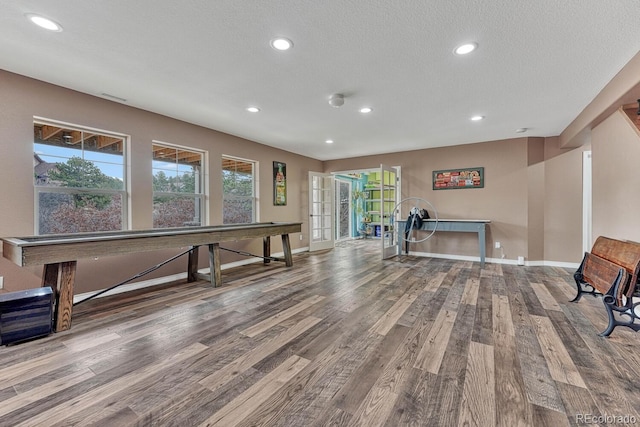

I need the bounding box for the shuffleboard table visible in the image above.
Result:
[2,222,302,331]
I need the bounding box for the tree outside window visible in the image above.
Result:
[222,157,255,224]
[152,143,205,228]
[34,122,127,234]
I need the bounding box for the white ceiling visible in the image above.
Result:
[1,1,639,161]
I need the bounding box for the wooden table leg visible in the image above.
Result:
[55,261,76,332]
[208,243,221,287]
[42,263,60,331]
[263,236,271,264]
[478,225,486,268]
[42,263,60,291]
[281,234,293,267]
[188,246,199,282]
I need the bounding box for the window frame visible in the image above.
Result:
[222,155,258,224]
[33,118,129,235]
[152,141,207,228]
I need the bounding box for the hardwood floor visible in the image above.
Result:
[1,239,639,426]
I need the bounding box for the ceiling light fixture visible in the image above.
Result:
[470,115,484,121]
[246,106,260,113]
[328,93,344,108]
[359,107,373,114]
[26,14,63,32]
[454,42,477,55]
[270,37,293,51]
[325,139,334,144]
[515,128,528,133]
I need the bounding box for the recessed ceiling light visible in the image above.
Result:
[454,42,477,55]
[26,14,63,32]
[470,115,484,121]
[359,107,373,114]
[270,37,293,51]
[325,139,334,144]
[246,106,260,113]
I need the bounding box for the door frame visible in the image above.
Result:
[582,151,592,253]
[330,166,401,257]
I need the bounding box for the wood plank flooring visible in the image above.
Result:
[1,239,640,426]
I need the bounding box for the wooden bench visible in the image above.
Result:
[572,236,640,336]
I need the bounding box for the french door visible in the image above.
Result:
[380,164,398,259]
[308,172,334,251]
[335,178,352,240]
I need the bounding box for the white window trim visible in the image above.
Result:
[33,118,129,234]
[152,140,208,228]
[222,154,259,224]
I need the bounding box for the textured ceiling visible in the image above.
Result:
[1,1,639,161]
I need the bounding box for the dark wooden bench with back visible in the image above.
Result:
[572,236,640,336]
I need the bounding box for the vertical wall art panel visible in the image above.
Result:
[274,161,287,205]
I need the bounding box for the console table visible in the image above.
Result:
[397,219,491,267]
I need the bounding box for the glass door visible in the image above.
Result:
[335,178,352,240]
[381,164,398,259]
[309,171,335,251]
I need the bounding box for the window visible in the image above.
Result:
[34,121,127,235]
[222,156,256,224]
[152,142,205,228]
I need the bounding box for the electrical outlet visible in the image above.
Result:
[517,256,525,265]
[299,234,303,241]
[495,241,501,249]
[0,276,4,289]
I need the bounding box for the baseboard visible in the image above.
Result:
[526,260,580,269]
[73,246,310,303]
[404,251,580,269]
